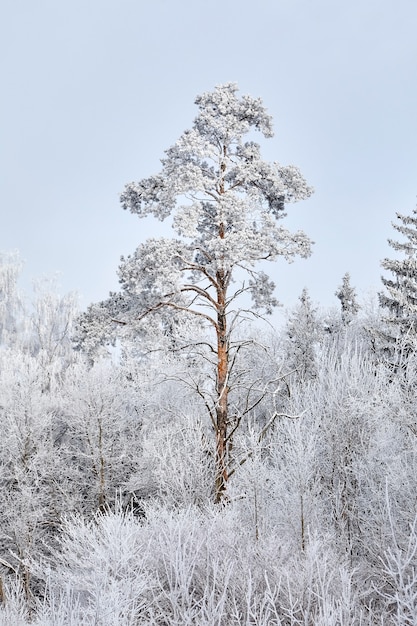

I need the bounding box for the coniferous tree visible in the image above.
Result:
[75,83,313,501]
[335,272,360,326]
[284,288,320,382]
[379,206,417,356]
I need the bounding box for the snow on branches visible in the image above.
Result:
[83,83,313,347]
[76,83,313,500]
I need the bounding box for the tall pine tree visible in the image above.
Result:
[75,83,313,502]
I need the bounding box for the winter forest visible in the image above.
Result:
[1,84,417,625]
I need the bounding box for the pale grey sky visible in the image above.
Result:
[1,0,417,316]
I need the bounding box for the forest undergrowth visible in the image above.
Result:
[0,260,416,625]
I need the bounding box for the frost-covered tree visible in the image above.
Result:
[283,288,320,382]
[379,206,417,356]
[335,272,360,326]
[76,83,313,501]
[0,251,25,346]
[26,278,79,392]
[62,359,143,511]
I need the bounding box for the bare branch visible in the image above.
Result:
[228,409,307,477]
[135,300,218,330]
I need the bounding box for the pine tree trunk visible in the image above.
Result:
[214,270,229,503]
[214,150,229,503]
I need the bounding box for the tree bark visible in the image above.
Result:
[214,268,229,503]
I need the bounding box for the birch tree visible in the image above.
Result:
[75,83,313,501]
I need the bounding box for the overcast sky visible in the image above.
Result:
[2,0,417,319]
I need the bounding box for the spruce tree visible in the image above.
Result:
[379,206,417,356]
[335,272,359,326]
[284,288,320,382]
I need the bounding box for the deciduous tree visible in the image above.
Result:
[0,251,25,347]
